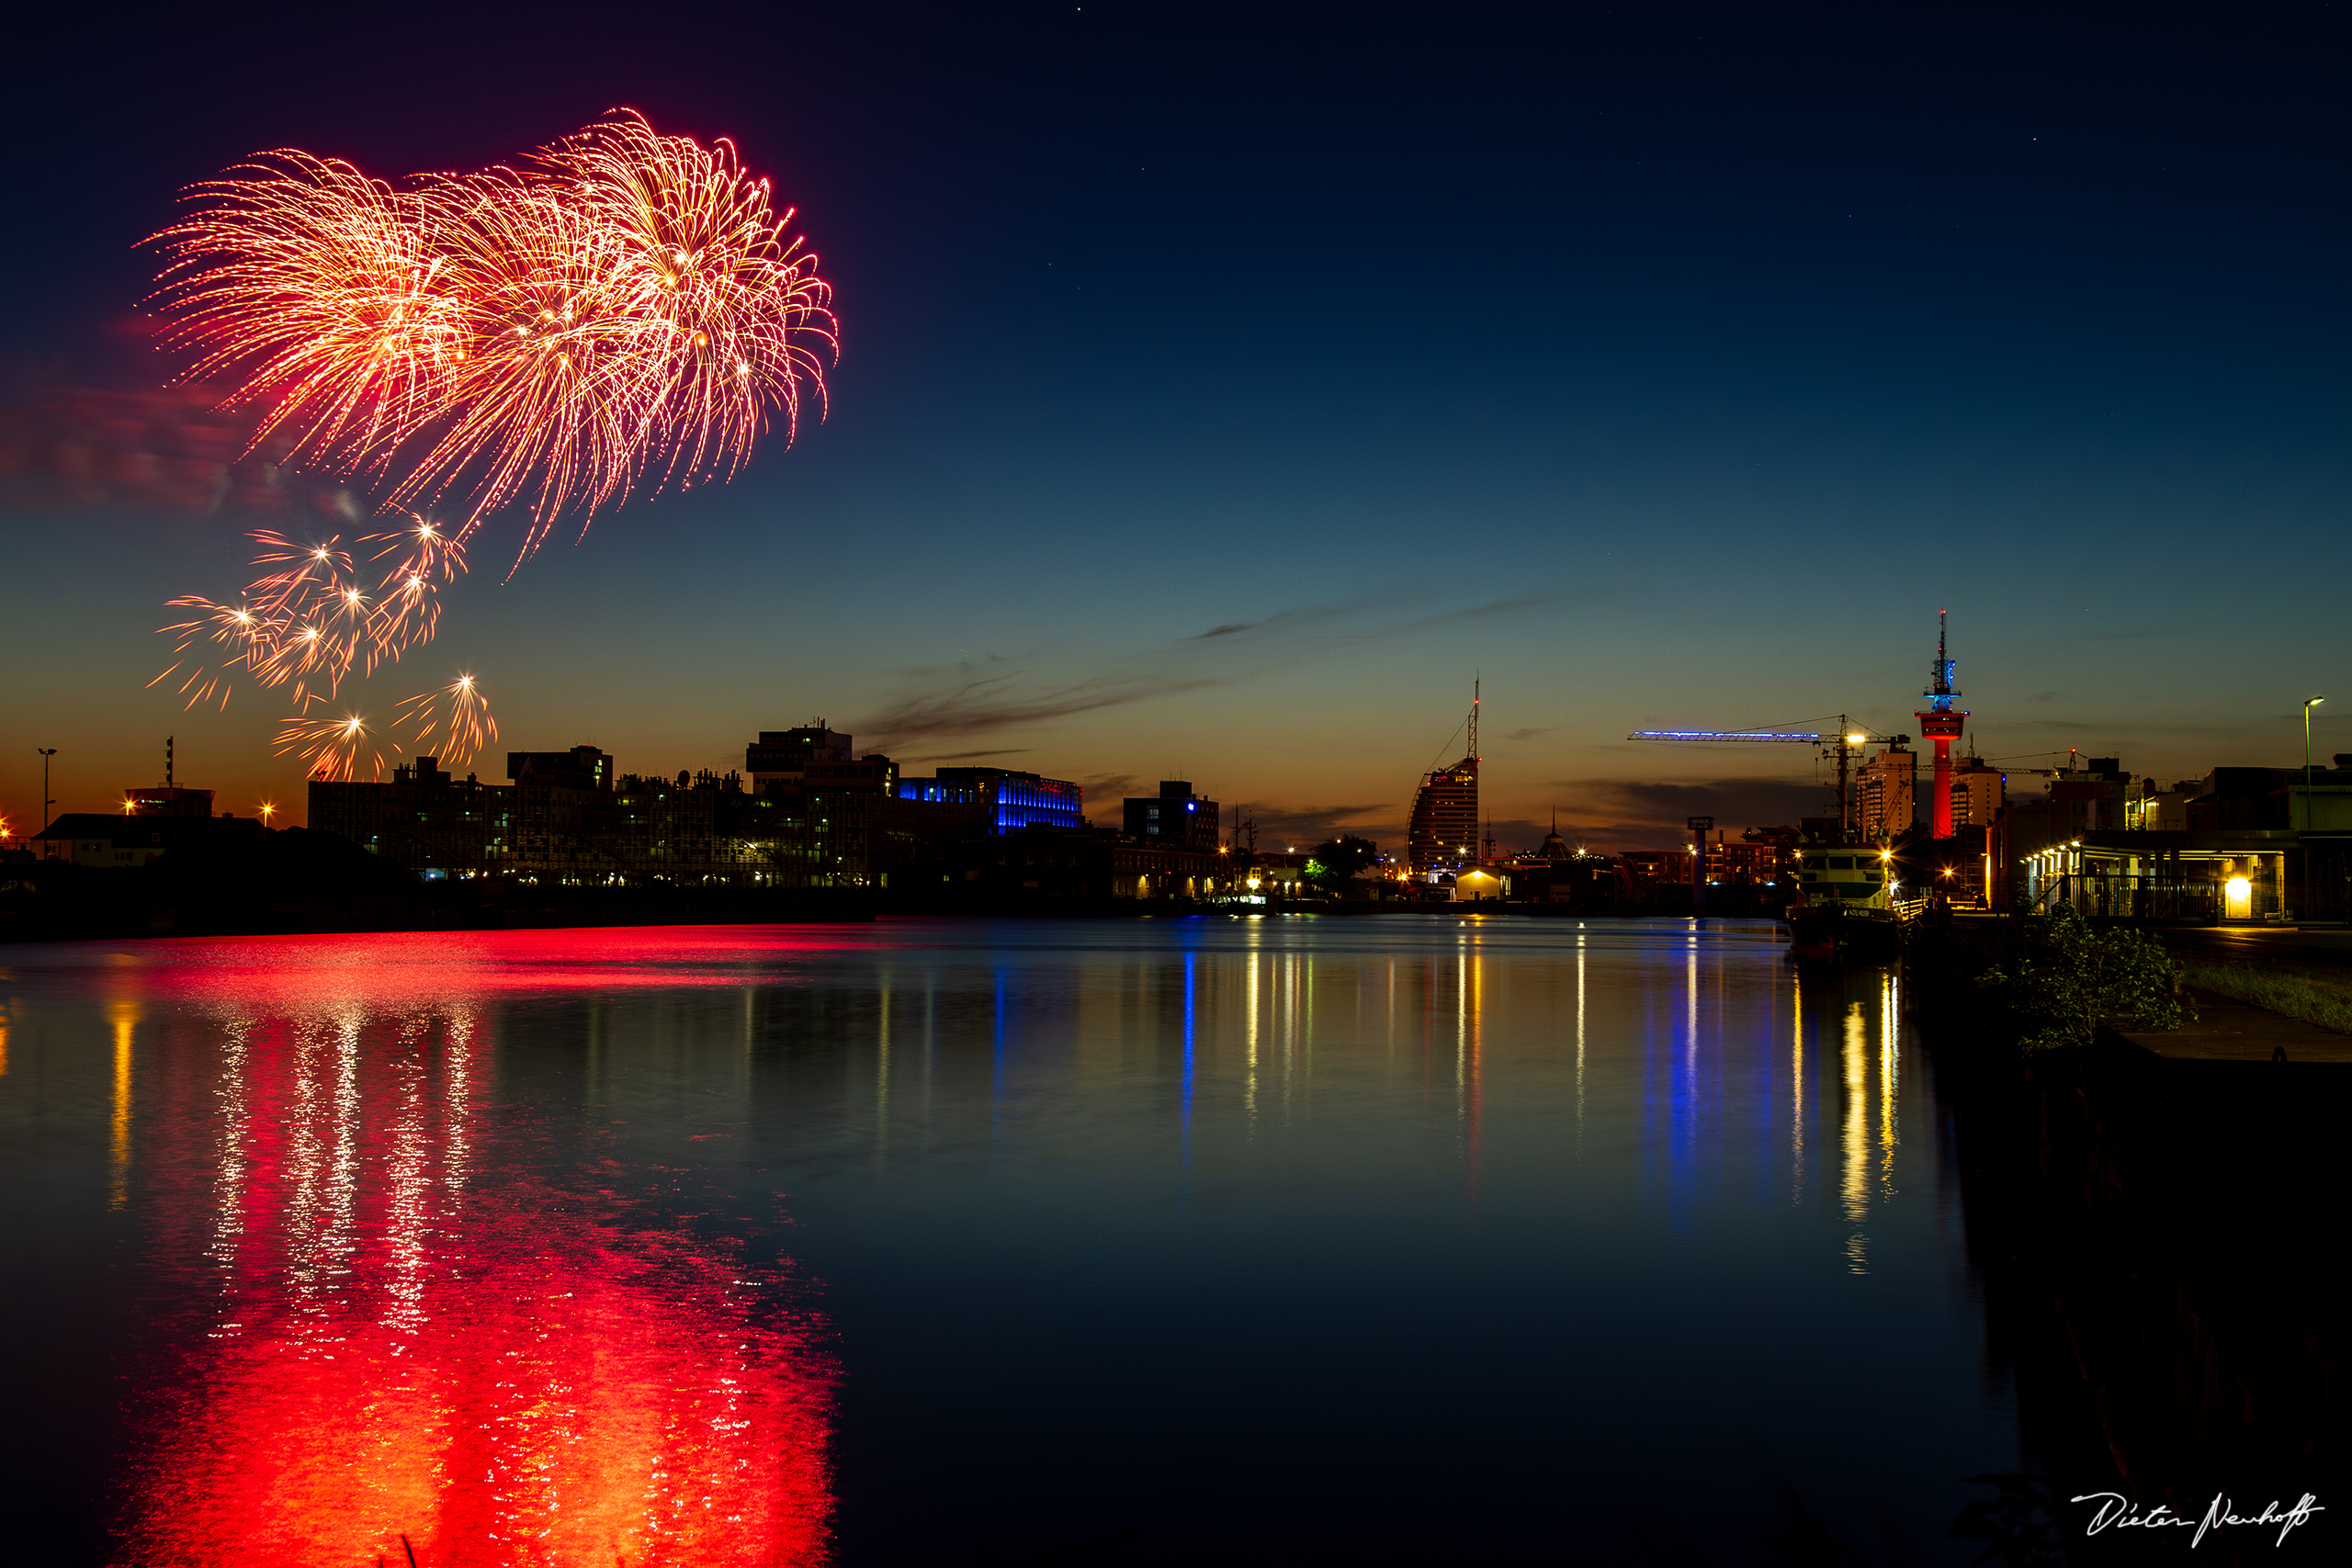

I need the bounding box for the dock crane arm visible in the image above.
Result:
[1626,716,1912,840]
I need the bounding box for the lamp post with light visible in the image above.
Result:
[2300,697,2324,919]
[37,748,57,833]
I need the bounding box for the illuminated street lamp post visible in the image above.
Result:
[2300,697,2324,919]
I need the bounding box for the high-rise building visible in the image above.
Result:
[1408,758,1478,873]
[1408,687,1483,875]
[1949,759,2004,831]
[1855,745,1916,841]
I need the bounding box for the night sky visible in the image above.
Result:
[3,3,2346,852]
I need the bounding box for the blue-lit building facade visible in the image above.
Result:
[895,767,1085,833]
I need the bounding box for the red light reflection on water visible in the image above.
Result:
[117,992,833,1567]
[110,925,882,1010]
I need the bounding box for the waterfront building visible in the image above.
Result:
[1122,780,1219,851]
[1617,849,1693,885]
[309,757,505,873]
[936,825,1228,901]
[310,745,986,888]
[1709,839,1787,886]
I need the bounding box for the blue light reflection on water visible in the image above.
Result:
[0,916,2013,1565]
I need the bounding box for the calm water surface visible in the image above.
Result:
[0,916,2014,1564]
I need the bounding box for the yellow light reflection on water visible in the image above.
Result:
[110,999,139,1209]
[1880,973,1901,1199]
[1244,948,1261,1130]
[1841,1000,1869,1272]
[1789,965,1804,1205]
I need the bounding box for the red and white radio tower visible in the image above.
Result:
[1916,612,1967,839]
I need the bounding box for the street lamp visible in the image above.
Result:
[2301,697,2325,918]
[37,748,56,831]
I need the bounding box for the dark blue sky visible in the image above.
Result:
[4,2,2346,848]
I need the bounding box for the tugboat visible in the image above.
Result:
[1785,842,1902,964]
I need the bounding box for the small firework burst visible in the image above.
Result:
[393,673,498,770]
[276,709,382,783]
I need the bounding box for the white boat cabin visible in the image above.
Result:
[1793,847,1893,908]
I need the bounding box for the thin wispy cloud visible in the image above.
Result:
[1231,801,1392,848]
[859,592,1558,751]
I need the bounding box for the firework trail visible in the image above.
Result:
[147,109,835,556]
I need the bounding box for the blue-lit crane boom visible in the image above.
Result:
[1628,729,1838,742]
[1627,716,1909,840]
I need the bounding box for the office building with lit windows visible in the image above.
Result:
[1122,781,1219,852]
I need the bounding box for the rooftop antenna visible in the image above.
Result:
[165,735,174,788]
[1469,677,1479,761]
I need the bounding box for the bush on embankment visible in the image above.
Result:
[1907,907,2190,1054]
[2177,961,2352,1034]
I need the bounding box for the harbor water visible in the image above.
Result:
[0,916,2015,1564]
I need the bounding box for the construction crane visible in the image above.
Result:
[1974,749,2087,782]
[1626,716,1913,840]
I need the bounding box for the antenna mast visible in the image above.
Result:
[1468,678,1479,761]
